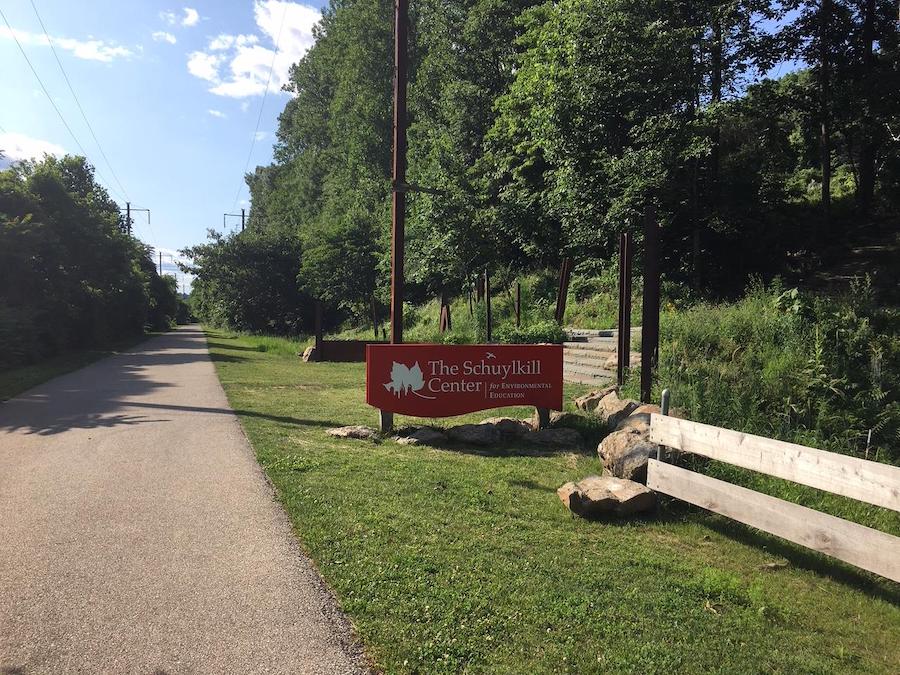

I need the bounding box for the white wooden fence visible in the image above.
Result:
[647,414,900,582]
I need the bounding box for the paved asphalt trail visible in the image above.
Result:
[0,326,367,674]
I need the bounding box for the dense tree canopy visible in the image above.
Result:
[0,155,184,368]
[187,0,899,332]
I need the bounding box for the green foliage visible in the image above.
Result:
[182,230,313,335]
[198,0,898,325]
[494,319,566,344]
[0,156,178,369]
[622,281,900,463]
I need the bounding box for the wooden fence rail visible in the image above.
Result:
[647,414,900,582]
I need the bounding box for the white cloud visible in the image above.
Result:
[0,132,65,167]
[159,10,177,25]
[0,25,133,62]
[187,51,222,82]
[208,109,227,118]
[253,131,267,140]
[152,31,177,44]
[182,8,200,27]
[186,1,320,98]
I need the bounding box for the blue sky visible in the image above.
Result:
[1,0,325,286]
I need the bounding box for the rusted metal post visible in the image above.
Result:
[314,300,323,353]
[641,204,660,404]
[484,268,492,342]
[617,233,632,385]
[439,292,451,333]
[389,0,408,346]
[371,294,378,338]
[624,240,632,367]
[515,281,521,328]
[554,257,573,325]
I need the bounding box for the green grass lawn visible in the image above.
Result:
[206,328,900,674]
[0,333,154,402]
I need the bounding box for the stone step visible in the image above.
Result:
[563,341,616,353]
[564,353,615,368]
[564,372,615,386]
[564,363,617,379]
[563,369,615,385]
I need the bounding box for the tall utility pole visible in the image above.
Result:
[159,250,163,275]
[120,202,149,236]
[223,211,246,232]
[389,0,409,344]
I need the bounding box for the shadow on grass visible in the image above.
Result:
[700,516,900,605]
[206,340,268,353]
[507,479,557,493]
[121,401,342,428]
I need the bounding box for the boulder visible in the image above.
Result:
[616,403,661,431]
[597,425,659,483]
[326,425,376,440]
[594,391,639,430]
[530,409,583,430]
[395,426,448,446]
[301,345,318,362]
[525,427,583,449]
[447,423,502,446]
[557,475,655,517]
[574,386,618,413]
[480,417,532,439]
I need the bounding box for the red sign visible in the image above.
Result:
[366,344,563,417]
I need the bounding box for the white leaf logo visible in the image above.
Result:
[384,361,435,399]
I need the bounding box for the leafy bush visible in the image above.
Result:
[494,320,566,344]
[622,280,900,464]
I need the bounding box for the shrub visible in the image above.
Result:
[494,320,567,344]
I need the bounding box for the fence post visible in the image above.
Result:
[484,268,492,342]
[617,233,632,385]
[641,204,660,404]
[314,300,324,353]
[515,281,522,328]
[554,257,573,325]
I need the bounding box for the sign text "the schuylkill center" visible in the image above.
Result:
[366,344,563,417]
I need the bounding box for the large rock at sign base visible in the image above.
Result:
[479,417,532,439]
[597,425,659,483]
[395,426,448,446]
[574,386,618,413]
[526,427,583,449]
[326,425,376,440]
[557,475,655,517]
[447,423,502,446]
[616,404,661,431]
[594,392,639,430]
[529,409,583,430]
[302,345,318,362]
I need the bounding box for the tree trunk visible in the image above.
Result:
[858,0,876,216]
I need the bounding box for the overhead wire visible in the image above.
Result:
[28,0,130,203]
[231,2,288,212]
[0,6,127,205]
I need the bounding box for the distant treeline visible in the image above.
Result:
[0,156,186,369]
[185,0,899,333]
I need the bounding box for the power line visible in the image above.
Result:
[231,2,288,211]
[0,6,125,203]
[28,0,130,202]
